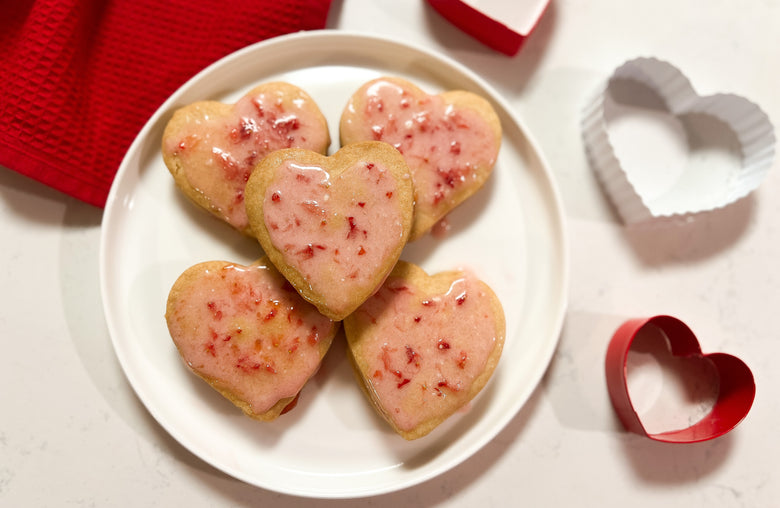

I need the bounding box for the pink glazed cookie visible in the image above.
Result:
[244,142,414,321]
[340,76,502,240]
[165,258,338,421]
[344,261,506,440]
[162,82,330,235]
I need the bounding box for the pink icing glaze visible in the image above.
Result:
[343,79,498,212]
[167,262,335,414]
[263,160,407,316]
[354,272,500,432]
[165,89,329,230]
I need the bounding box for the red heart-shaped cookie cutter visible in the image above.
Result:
[426,0,549,56]
[605,315,755,443]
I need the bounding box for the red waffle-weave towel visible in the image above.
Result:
[0,0,332,207]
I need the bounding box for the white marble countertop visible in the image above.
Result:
[3,0,780,505]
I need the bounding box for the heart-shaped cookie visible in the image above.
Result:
[162,82,330,235]
[245,141,414,321]
[340,76,502,240]
[344,261,505,440]
[605,315,755,442]
[582,57,774,223]
[165,258,339,421]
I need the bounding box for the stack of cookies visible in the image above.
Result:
[163,76,506,440]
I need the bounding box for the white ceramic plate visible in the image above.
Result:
[100,30,568,498]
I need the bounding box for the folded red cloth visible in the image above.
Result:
[0,0,332,207]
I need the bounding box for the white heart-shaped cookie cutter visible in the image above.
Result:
[582,57,775,224]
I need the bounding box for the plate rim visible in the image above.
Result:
[99,29,570,498]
